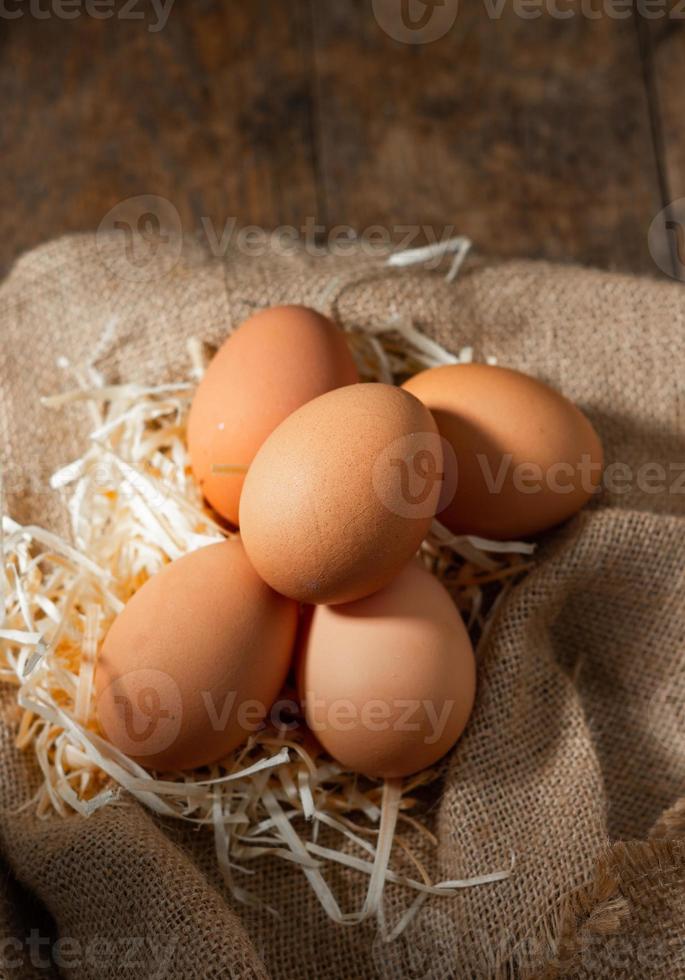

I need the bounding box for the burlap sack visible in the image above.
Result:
[0,235,683,979]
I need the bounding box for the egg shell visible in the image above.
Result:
[95,539,298,771]
[403,363,603,539]
[239,383,443,605]
[187,305,358,525]
[297,561,476,778]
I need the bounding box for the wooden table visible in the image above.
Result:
[1,0,683,278]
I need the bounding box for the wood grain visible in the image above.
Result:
[310,1,663,271]
[0,1,319,272]
[0,0,672,276]
[645,16,685,199]
[635,11,685,279]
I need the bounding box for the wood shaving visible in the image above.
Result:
[0,311,530,936]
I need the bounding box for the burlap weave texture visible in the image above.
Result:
[0,235,683,979]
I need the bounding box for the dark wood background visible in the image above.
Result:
[1,0,684,278]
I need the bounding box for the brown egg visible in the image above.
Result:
[239,383,443,605]
[297,561,476,778]
[187,305,358,525]
[95,539,298,771]
[403,363,603,539]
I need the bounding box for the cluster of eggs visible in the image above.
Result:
[96,306,603,778]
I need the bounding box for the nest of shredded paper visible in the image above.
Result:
[0,254,533,936]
